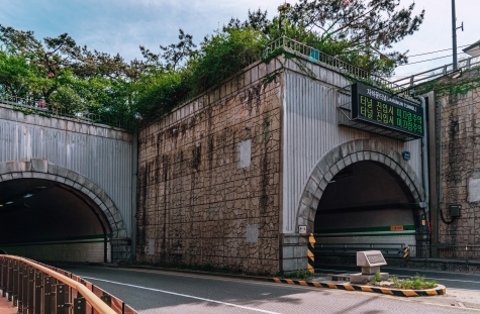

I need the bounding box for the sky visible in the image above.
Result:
[0,0,479,84]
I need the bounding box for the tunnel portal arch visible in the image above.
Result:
[296,139,425,234]
[0,159,128,262]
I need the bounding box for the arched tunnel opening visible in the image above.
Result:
[0,178,112,263]
[314,161,421,266]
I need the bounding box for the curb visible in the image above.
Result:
[271,278,446,297]
[117,265,448,297]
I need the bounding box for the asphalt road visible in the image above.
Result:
[63,266,478,314]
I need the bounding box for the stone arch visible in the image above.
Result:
[296,139,424,233]
[0,158,126,239]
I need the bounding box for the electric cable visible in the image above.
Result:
[407,44,470,58]
[398,54,453,66]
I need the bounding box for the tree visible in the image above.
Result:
[0,25,140,128]
[286,0,425,66]
[226,0,424,76]
[0,24,145,80]
[0,0,426,125]
[190,27,266,94]
[0,50,37,97]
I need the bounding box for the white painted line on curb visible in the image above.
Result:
[82,276,282,314]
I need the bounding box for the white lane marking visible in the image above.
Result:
[82,276,282,314]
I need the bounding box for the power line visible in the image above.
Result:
[397,54,453,66]
[407,44,470,58]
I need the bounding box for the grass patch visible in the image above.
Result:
[391,274,437,290]
[369,271,437,290]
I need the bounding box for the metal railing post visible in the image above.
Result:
[19,263,28,313]
[0,258,6,297]
[33,270,43,314]
[28,266,34,313]
[13,260,18,306]
[73,293,86,314]
[7,259,13,301]
[44,276,54,314]
[56,283,71,314]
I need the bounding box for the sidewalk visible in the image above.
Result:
[0,296,16,314]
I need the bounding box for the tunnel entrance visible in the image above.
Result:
[0,178,112,263]
[314,161,421,265]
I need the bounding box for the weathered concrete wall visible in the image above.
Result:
[137,60,283,273]
[0,106,135,262]
[438,67,480,246]
[0,105,135,237]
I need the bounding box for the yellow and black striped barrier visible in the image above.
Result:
[272,278,447,297]
[307,233,315,273]
[270,277,446,297]
[403,246,410,259]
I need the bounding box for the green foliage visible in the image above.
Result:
[133,70,190,120]
[369,273,437,290]
[370,271,381,284]
[190,27,266,94]
[391,274,437,290]
[0,25,141,128]
[0,1,425,126]
[132,27,267,120]
[286,0,425,66]
[0,50,45,97]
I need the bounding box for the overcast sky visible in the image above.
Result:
[0,0,478,82]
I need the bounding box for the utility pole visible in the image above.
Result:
[451,0,463,71]
[452,0,457,71]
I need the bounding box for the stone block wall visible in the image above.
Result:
[136,61,283,274]
[438,67,480,246]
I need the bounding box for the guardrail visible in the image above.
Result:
[390,55,480,89]
[0,255,137,314]
[314,243,408,258]
[408,244,480,260]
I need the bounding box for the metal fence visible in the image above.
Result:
[314,242,480,261]
[0,255,137,314]
[263,36,406,95]
[0,94,137,131]
[408,244,480,260]
[314,242,407,258]
[390,54,480,90]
